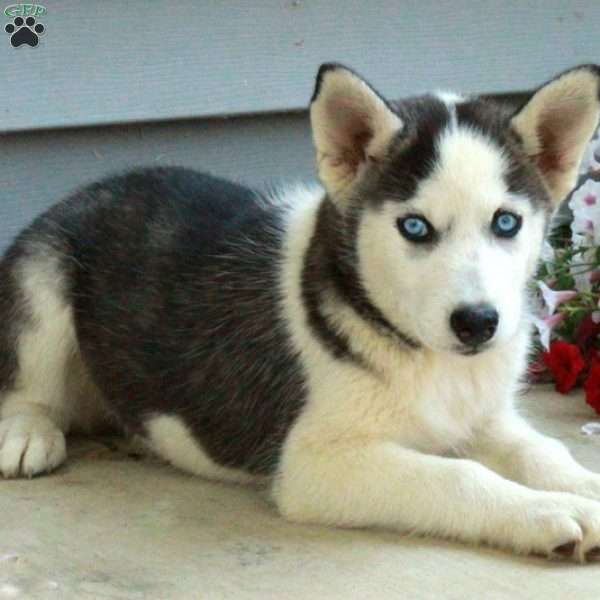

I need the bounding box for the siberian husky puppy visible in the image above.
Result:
[1,63,600,562]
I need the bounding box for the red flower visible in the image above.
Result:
[542,341,586,394]
[575,315,600,359]
[584,360,600,415]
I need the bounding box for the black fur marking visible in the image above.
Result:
[331,203,421,349]
[311,63,345,103]
[302,198,420,363]
[302,200,366,365]
[0,168,307,475]
[363,96,452,205]
[0,251,26,392]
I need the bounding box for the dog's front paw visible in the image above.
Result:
[566,475,600,503]
[515,492,600,562]
[0,415,66,478]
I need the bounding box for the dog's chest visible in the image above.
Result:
[402,349,519,453]
[400,363,496,453]
[299,348,513,456]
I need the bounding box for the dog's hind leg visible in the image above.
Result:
[0,249,77,478]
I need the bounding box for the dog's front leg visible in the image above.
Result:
[467,410,600,502]
[274,439,600,560]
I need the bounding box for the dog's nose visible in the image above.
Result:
[450,303,499,347]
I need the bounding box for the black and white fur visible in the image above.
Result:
[1,64,600,562]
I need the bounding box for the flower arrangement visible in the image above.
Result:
[530,126,600,415]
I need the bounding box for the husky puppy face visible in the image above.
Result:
[310,65,600,355]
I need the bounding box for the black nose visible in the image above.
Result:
[450,303,499,347]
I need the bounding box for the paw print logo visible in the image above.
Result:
[5,16,44,47]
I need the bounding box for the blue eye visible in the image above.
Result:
[492,211,522,238]
[397,215,434,243]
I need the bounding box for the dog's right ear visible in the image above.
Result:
[310,64,403,202]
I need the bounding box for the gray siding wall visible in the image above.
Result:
[2,0,599,133]
[1,1,599,250]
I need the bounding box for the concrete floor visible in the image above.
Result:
[1,386,600,599]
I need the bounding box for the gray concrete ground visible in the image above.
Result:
[1,385,600,599]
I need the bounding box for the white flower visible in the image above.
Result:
[580,132,600,174]
[568,179,600,291]
[569,179,600,246]
[537,281,577,315]
[581,422,600,436]
[571,253,593,293]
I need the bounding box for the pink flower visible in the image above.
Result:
[533,313,566,350]
[527,352,551,383]
[537,281,577,315]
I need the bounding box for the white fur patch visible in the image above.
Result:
[435,90,465,106]
[145,414,258,484]
[435,90,465,128]
[0,255,77,430]
[278,185,326,368]
[0,253,106,477]
[1,254,106,432]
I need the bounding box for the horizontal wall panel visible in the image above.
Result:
[0,0,598,133]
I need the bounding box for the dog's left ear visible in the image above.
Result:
[511,65,600,205]
[310,63,403,201]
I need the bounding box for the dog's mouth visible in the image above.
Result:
[453,343,492,356]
